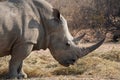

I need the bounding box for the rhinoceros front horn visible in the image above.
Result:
[78,38,105,58]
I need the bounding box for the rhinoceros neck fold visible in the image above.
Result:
[36,10,50,50]
[27,0,48,50]
[33,0,54,50]
[38,16,50,50]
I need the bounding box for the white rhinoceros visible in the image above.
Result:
[0,0,105,79]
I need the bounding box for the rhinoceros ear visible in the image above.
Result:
[53,8,60,21]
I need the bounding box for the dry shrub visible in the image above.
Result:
[47,0,120,42]
[78,57,120,79]
[51,56,120,80]
[23,50,60,78]
[0,56,10,78]
[0,44,120,79]
[100,50,120,62]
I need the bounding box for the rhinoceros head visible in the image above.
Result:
[39,9,105,67]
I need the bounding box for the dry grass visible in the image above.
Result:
[0,43,120,80]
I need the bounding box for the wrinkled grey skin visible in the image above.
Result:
[0,0,105,79]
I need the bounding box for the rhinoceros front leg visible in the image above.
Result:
[7,43,33,79]
[17,61,27,79]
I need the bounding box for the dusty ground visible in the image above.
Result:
[0,43,120,80]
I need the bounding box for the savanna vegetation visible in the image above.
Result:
[0,44,120,80]
[0,0,120,80]
[47,0,120,42]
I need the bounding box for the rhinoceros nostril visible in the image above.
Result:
[71,59,76,63]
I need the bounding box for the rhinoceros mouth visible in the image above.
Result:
[59,60,76,67]
[61,63,70,67]
[59,62,71,67]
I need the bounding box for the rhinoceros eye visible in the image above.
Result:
[65,42,71,47]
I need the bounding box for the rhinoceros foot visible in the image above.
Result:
[6,73,18,79]
[18,72,28,79]
[6,72,27,79]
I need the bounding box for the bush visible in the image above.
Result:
[47,0,120,42]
